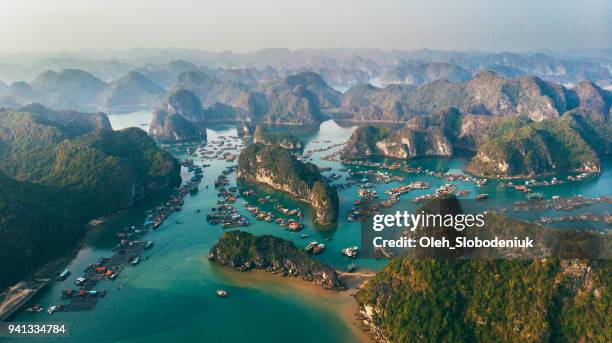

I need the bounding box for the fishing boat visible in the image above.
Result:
[476,194,489,200]
[144,241,154,249]
[305,241,319,253]
[131,256,140,266]
[57,269,71,281]
[75,277,86,286]
[286,220,304,231]
[25,304,43,313]
[47,305,63,315]
[313,243,325,254]
[342,246,359,258]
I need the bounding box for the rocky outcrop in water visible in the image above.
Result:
[149,88,207,142]
[208,231,346,290]
[342,107,610,178]
[342,108,461,159]
[149,110,206,142]
[237,143,338,224]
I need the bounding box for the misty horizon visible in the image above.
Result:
[1,0,610,54]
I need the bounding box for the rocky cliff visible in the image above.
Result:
[237,143,338,224]
[149,110,206,142]
[148,88,207,142]
[208,231,345,290]
[341,109,460,159]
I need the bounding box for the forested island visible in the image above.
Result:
[0,105,180,288]
[208,231,345,290]
[237,143,338,224]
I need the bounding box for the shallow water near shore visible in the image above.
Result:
[10,115,611,342]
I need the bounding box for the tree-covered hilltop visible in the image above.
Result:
[0,106,180,288]
[237,143,338,224]
[467,113,608,177]
[342,108,610,177]
[339,72,611,123]
[208,231,345,290]
[148,88,208,142]
[97,71,165,107]
[0,172,83,288]
[357,258,610,342]
[252,125,303,149]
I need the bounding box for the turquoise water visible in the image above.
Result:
[11,117,611,342]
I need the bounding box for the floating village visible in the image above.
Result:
[2,128,610,320]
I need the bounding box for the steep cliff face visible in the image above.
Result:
[573,81,611,120]
[165,88,205,123]
[148,88,207,142]
[252,125,303,149]
[343,106,610,178]
[208,231,345,290]
[375,125,453,159]
[149,110,206,142]
[237,144,338,224]
[342,111,457,159]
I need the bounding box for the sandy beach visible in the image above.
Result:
[212,265,374,343]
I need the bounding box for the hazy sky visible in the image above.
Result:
[0,0,610,53]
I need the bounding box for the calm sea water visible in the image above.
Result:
[11,115,611,342]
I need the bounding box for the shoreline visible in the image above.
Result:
[212,265,374,343]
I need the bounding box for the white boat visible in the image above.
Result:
[75,277,86,286]
[47,305,62,314]
[131,256,140,266]
[216,289,228,297]
[305,241,318,253]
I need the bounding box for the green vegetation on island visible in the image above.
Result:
[237,143,338,224]
[208,231,345,290]
[357,258,610,342]
[252,125,303,149]
[0,106,180,289]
